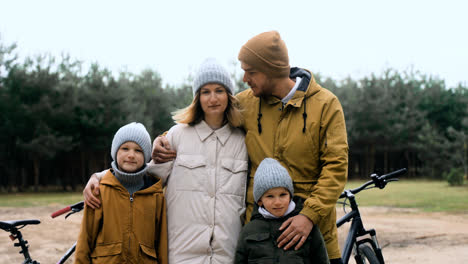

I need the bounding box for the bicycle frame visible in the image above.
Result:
[0,220,41,264]
[335,168,407,264]
[337,190,385,264]
[1,201,83,264]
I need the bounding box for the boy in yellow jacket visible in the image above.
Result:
[75,122,167,264]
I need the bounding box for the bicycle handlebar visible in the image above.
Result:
[51,201,84,218]
[339,168,407,199]
[379,168,407,181]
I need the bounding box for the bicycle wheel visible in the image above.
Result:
[357,244,381,264]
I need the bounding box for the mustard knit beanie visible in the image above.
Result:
[238,30,290,78]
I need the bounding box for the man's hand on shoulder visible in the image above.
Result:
[277,214,314,250]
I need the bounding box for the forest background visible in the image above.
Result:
[1,38,466,192]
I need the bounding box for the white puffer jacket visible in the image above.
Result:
[148,121,248,264]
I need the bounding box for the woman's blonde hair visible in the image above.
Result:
[172,88,243,127]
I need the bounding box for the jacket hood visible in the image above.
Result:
[290,67,310,92]
[289,67,320,99]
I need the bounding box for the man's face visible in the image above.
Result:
[240,62,273,97]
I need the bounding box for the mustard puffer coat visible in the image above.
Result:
[75,170,168,264]
[236,68,348,259]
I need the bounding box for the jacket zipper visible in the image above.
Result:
[129,194,134,259]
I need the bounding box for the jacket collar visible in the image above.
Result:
[194,120,232,146]
[101,169,163,194]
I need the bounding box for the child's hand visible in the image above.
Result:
[152,135,176,163]
[83,174,101,209]
[277,214,313,250]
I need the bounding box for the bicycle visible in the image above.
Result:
[0,201,84,264]
[337,168,407,264]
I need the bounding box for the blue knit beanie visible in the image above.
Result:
[192,58,234,97]
[111,122,152,163]
[253,158,294,203]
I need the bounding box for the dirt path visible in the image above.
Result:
[1,205,467,263]
[337,207,468,263]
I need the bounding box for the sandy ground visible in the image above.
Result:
[1,205,467,263]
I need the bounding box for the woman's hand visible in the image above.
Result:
[83,174,101,209]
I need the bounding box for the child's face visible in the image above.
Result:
[116,141,145,173]
[258,187,291,217]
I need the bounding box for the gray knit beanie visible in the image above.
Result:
[253,158,294,203]
[192,58,234,97]
[111,122,152,163]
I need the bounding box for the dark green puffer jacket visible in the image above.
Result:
[234,197,330,264]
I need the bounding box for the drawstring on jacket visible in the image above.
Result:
[302,96,307,133]
[257,99,262,134]
[257,96,308,134]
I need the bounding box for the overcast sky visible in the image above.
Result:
[1,0,467,88]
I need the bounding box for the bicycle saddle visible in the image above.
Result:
[0,219,40,231]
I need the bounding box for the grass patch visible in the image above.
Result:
[1,180,467,213]
[0,192,83,207]
[342,179,468,213]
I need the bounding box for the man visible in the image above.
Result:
[86,31,348,263]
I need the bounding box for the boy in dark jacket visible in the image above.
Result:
[235,158,329,264]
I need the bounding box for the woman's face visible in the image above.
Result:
[199,83,229,118]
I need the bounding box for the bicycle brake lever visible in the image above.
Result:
[65,207,83,219]
[371,173,386,189]
[65,211,76,219]
[385,178,399,183]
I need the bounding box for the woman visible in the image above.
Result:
[83,58,248,264]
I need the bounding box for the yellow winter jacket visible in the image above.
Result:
[75,169,168,264]
[237,68,348,259]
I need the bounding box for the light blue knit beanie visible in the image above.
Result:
[111,122,152,163]
[192,58,234,97]
[253,158,294,203]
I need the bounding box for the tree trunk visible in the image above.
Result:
[21,167,27,191]
[365,144,376,178]
[384,150,388,173]
[33,157,40,191]
[404,150,412,178]
[81,149,87,186]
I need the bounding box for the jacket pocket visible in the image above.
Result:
[246,232,270,242]
[220,158,248,197]
[245,232,305,264]
[90,242,122,263]
[139,243,158,264]
[245,232,274,261]
[172,154,207,191]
